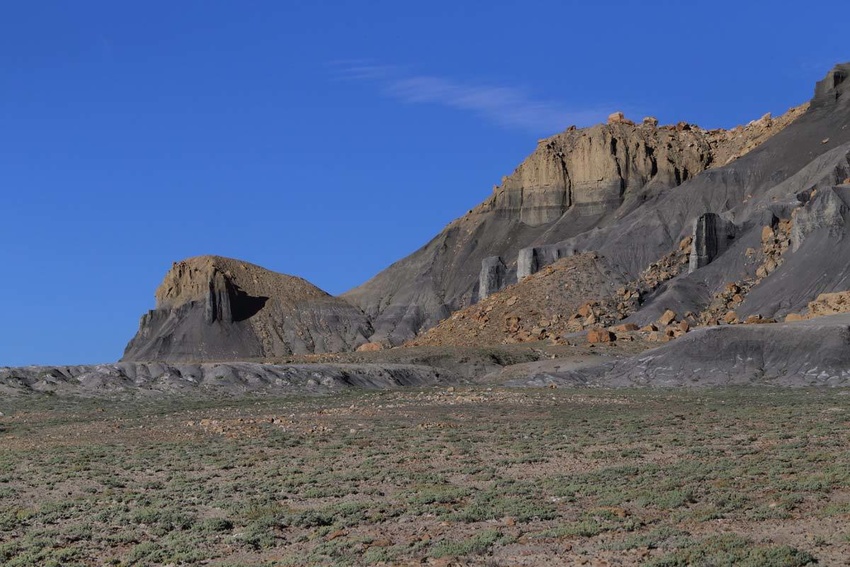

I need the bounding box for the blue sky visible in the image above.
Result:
[1,1,846,365]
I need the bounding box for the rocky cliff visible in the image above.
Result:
[122,256,373,361]
[411,64,850,346]
[343,95,808,345]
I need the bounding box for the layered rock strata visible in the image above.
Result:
[344,99,809,343]
[123,256,373,361]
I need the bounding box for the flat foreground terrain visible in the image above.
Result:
[2,387,849,566]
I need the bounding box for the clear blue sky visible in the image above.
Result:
[1,1,846,366]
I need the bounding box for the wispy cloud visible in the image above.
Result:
[330,61,610,133]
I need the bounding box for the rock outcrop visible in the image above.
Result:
[479,256,509,299]
[813,63,850,107]
[688,213,739,272]
[494,120,718,226]
[123,256,373,362]
[791,185,850,251]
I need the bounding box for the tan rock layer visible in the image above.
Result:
[485,105,808,227]
[156,255,328,310]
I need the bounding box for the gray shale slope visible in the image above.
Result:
[510,314,850,388]
[0,362,455,398]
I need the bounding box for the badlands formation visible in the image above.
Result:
[8,63,850,394]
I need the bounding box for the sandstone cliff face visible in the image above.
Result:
[491,123,714,226]
[123,256,373,362]
[488,106,808,227]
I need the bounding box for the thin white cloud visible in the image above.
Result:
[330,61,610,133]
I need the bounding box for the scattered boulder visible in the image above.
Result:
[658,309,677,326]
[808,291,850,318]
[647,331,670,343]
[608,111,634,125]
[587,328,615,343]
[577,303,594,318]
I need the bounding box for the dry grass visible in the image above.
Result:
[1,387,848,565]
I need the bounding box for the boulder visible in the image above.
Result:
[608,111,633,125]
[647,331,670,343]
[577,302,595,318]
[587,328,615,343]
[658,309,677,326]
